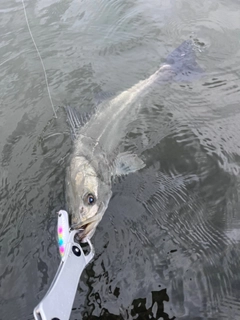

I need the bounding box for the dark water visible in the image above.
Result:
[1,0,240,319]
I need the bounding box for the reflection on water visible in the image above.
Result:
[82,289,175,320]
[1,0,240,319]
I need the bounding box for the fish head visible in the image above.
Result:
[66,155,112,241]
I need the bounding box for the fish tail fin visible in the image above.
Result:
[166,40,203,81]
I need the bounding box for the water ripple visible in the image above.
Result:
[1,0,240,319]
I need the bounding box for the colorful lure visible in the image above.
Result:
[34,211,95,320]
[57,210,70,258]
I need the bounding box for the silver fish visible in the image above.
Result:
[65,40,202,241]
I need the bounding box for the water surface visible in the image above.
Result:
[1,0,240,319]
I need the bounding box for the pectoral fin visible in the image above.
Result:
[113,152,145,176]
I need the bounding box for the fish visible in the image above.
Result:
[65,40,203,241]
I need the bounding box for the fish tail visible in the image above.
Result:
[165,40,203,81]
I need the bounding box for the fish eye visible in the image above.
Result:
[87,194,95,205]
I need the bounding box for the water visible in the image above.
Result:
[0,0,240,319]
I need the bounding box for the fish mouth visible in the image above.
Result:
[71,220,96,242]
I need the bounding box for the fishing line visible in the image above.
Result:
[21,0,57,118]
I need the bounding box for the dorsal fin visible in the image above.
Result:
[65,106,92,139]
[94,91,116,105]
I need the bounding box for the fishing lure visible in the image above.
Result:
[57,210,71,258]
[34,210,94,320]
